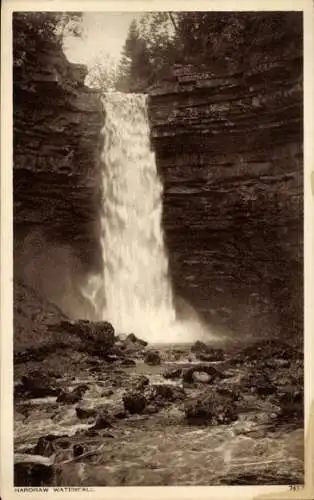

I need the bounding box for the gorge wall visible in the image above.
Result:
[148,16,303,341]
[13,14,104,324]
[13,13,303,346]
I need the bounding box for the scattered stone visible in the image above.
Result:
[56,384,89,404]
[123,392,146,414]
[182,365,222,384]
[190,342,224,361]
[92,410,113,429]
[144,351,161,366]
[240,372,276,397]
[184,391,238,426]
[171,351,182,361]
[110,342,126,358]
[75,407,97,420]
[192,371,212,384]
[16,371,61,399]
[197,350,224,362]
[133,375,150,391]
[163,367,182,379]
[216,386,241,401]
[126,333,148,346]
[33,435,58,457]
[145,384,186,409]
[110,402,127,419]
[277,387,302,404]
[237,339,299,363]
[191,341,208,353]
[58,320,115,356]
[77,428,98,438]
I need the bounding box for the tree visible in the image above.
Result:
[116,19,153,91]
[13,12,83,70]
[115,14,177,92]
[85,53,119,90]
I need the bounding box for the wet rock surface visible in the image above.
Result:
[15,371,62,399]
[14,334,304,486]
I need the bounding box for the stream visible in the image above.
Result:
[14,342,304,486]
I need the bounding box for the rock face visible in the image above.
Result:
[13,14,303,345]
[14,279,67,352]
[13,14,104,319]
[148,19,303,341]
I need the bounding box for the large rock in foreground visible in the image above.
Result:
[54,319,115,356]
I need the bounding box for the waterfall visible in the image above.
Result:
[87,91,212,343]
[97,92,176,341]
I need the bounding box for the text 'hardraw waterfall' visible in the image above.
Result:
[99,92,176,341]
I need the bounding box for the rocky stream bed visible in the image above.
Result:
[14,321,304,486]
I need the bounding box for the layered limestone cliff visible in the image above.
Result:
[148,31,303,340]
[13,14,104,321]
[13,13,303,344]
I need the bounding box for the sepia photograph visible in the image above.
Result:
[4,4,307,491]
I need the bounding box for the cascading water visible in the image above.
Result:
[88,91,213,343]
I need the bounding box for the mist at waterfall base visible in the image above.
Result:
[81,92,217,345]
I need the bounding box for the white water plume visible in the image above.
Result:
[89,91,215,343]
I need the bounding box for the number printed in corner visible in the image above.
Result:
[289,484,302,491]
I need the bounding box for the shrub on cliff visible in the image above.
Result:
[13,12,83,70]
[115,11,302,91]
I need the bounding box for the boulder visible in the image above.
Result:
[216,386,241,402]
[125,333,148,347]
[16,371,61,399]
[197,350,224,362]
[237,340,299,364]
[92,410,113,429]
[191,341,208,353]
[14,454,56,486]
[184,391,238,425]
[75,407,97,420]
[192,371,212,384]
[109,402,127,419]
[133,375,150,391]
[58,320,115,356]
[163,367,182,379]
[240,372,276,397]
[144,351,161,366]
[123,392,146,414]
[182,365,223,384]
[191,341,224,361]
[144,384,186,411]
[56,384,89,404]
[33,435,58,457]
